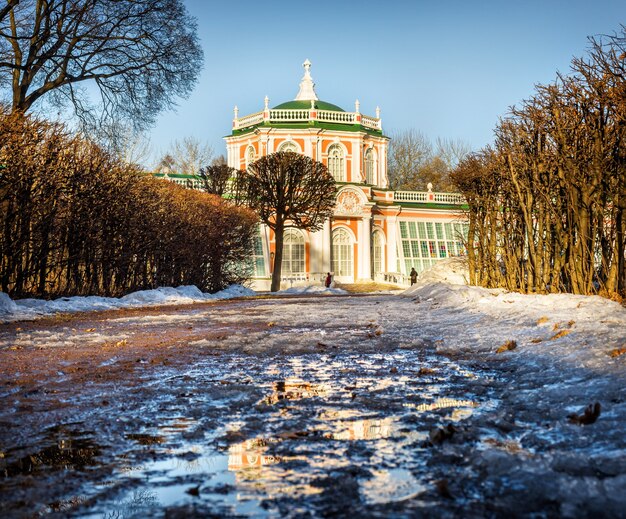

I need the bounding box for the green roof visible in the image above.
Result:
[231,121,386,137]
[272,99,345,112]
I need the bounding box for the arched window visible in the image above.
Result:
[245,145,255,167]
[332,228,353,277]
[372,230,384,276]
[328,144,345,182]
[365,148,376,185]
[278,141,298,153]
[282,228,305,275]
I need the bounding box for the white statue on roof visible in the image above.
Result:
[295,59,319,101]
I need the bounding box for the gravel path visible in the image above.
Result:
[1,294,624,518]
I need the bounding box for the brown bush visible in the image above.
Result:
[0,110,257,298]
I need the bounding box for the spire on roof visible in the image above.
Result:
[294,59,318,101]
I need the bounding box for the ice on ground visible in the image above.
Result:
[0,284,256,323]
[278,285,348,295]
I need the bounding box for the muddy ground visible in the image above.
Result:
[0,294,625,518]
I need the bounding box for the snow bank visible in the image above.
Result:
[0,292,17,314]
[0,284,256,323]
[402,256,623,324]
[403,258,469,296]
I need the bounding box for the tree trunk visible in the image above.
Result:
[270,220,285,292]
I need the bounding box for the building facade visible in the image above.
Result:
[223,61,468,290]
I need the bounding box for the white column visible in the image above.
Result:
[387,214,398,273]
[225,142,233,167]
[322,219,331,274]
[358,214,372,280]
[380,141,388,188]
[309,226,324,279]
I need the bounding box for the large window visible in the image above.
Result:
[398,221,468,275]
[278,141,298,153]
[245,145,255,168]
[328,144,345,182]
[332,228,353,277]
[251,231,265,277]
[372,230,384,276]
[364,148,376,185]
[282,228,305,275]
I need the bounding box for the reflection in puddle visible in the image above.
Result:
[448,408,474,421]
[1,435,100,478]
[405,397,478,414]
[126,434,165,446]
[331,418,394,441]
[262,378,329,405]
[360,468,426,505]
[228,439,281,472]
[25,350,491,517]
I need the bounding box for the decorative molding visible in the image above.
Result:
[335,188,367,216]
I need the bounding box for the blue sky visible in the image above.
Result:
[146,0,625,165]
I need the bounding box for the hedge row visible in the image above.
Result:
[0,111,258,298]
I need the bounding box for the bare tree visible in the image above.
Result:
[0,0,203,131]
[388,130,469,191]
[435,137,472,170]
[156,154,175,173]
[387,129,432,190]
[158,137,214,175]
[238,152,337,292]
[0,1,18,27]
[451,25,626,298]
[198,163,237,197]
[93,122,153,168]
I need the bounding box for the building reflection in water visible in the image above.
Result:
[332,417,393,441]
[228,438,281,472]
[404,397,477,413]
[262,378,329,406]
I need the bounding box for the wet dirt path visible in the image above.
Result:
[1,295,624,518]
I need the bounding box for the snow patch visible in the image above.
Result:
[403,258,469,296]
[0,292,18,314]
[0,284,256,323]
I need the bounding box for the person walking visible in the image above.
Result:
[325,272,332,288]
[410,267,418,285]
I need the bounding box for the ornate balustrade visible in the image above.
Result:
[393,191,428,202]
[233,108,382,131]
[234,111,263,129]
[433,192,465,204]
[360,114,382,130]
[269,109,310,121]
[317,110,356,124]
[393,190,466,205]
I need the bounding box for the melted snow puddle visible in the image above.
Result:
[359,468,426,505]
[38,351,493,516]
[1,427,101,478]
[101,425,428,516]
